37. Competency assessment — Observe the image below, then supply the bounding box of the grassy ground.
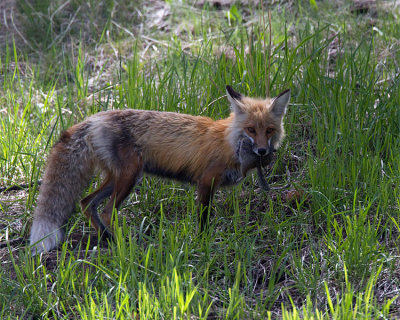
[1,0,400,318]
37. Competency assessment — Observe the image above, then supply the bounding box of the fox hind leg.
[101,153,143,234]
[80,173,114,237]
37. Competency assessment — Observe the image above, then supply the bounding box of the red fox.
[30,86,290,255]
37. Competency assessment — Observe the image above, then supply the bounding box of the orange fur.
[30,86,290,255]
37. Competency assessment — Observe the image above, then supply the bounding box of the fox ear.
[226,85,245,114]
[270,89,290,118]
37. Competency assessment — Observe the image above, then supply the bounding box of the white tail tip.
[30,219,64,256]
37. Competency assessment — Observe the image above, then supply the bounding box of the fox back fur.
[30,86,290,255]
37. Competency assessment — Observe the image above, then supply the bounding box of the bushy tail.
[30,126,94,255]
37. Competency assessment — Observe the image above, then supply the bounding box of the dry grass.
[1,0,400,318]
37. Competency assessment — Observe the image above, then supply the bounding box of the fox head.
[226,85,290,156]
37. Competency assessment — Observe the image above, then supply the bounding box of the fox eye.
[266,127,274,134]
[246,127,256,134]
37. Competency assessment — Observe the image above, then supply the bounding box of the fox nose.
[258,148,267,156]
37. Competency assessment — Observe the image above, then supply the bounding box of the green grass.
[1,0,400,318]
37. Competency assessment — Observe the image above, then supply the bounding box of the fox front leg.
[197,165,223,231]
